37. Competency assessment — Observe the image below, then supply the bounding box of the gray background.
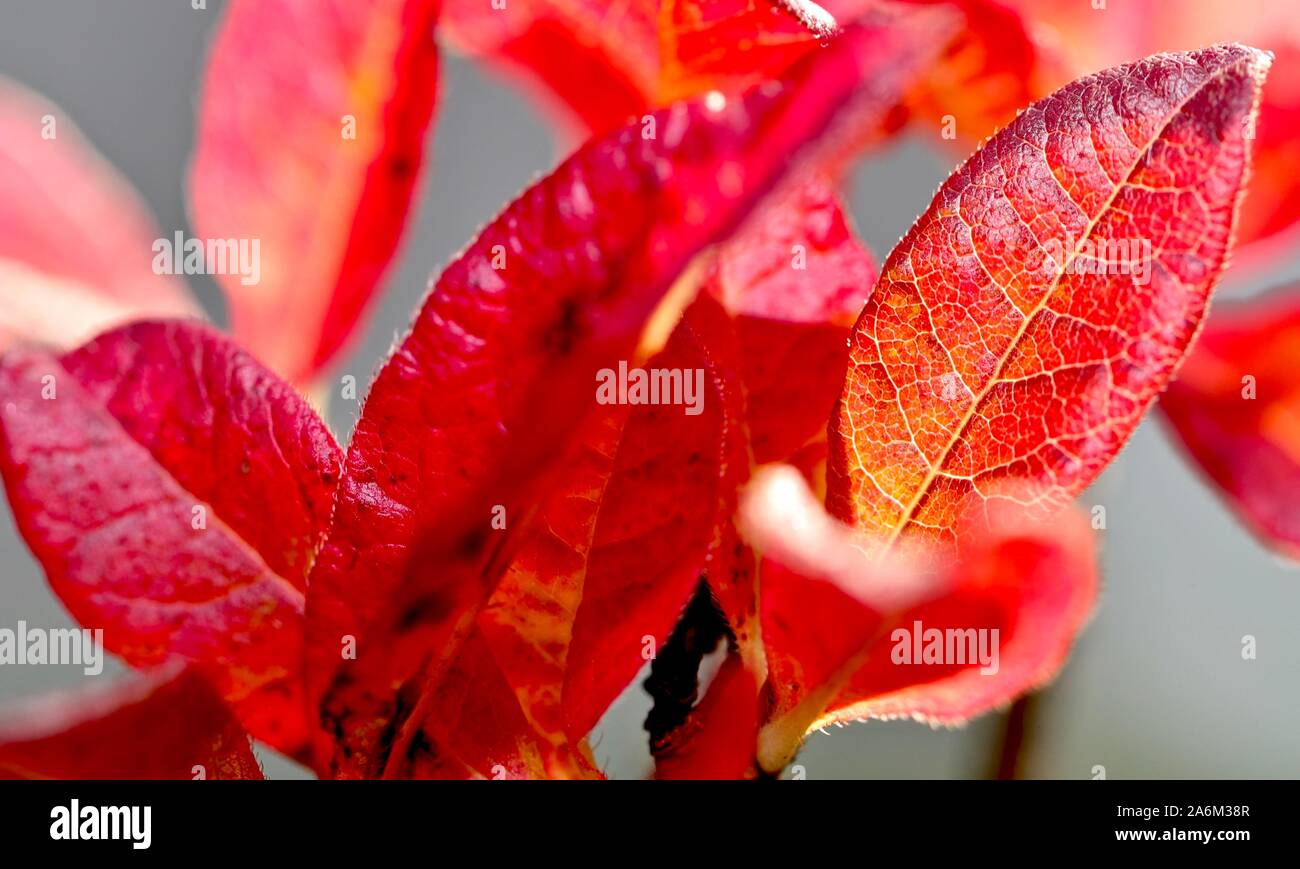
[2,0,1298,780]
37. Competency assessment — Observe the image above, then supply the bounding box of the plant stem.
[989,693,1038,780]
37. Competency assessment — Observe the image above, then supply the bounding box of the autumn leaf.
[0,321,342,766]
[829,44,1271,565]
[305,20,913,777]
[1160,285,1300,561]
[740,465,1097,773]
[0,666,262,780]
[190,0,441,384]
[0,79,197,351]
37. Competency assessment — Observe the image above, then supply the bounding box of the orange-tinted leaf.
[0,79,197,350]
[1160,286,1300,560]
[657,0,837,104]
[740,466,1097,772]
[829,45,1270,563]
[191,0,441,383]
[305,21,926,777]
[0,321,341,764]
[476,410,624,776]
[0,667,262,780]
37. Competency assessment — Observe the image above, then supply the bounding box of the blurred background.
[1,0,1299,779]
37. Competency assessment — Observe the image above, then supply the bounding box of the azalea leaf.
[829,44,1271,564]
[0,666,262,780]
[1160,285,1300,561]
[740,465,1097,773]
[0,321,342,766]
[0,79,197,351]
[190,0,441,383]
[306,20,913,777]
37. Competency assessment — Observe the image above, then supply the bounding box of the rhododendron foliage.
[0,0,1286,781]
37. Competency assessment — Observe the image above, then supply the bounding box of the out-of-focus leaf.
[706,176,875,464]
[1161,286,1300,561]
[191,0,441,383]
[443,0,838,134]
[1006,0,1298,254]
[0,79,196,350]
[740,465,1097,773]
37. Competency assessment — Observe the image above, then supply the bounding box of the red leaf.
[1160,286,1300,560]
[190,0,441,383]
[740,466,1097,773]
[443,0,835,134]
[476,181,874,776]
[706,176,875,464]
[560,294,748,744]
[0,666,262,780]
[0,80,197,350]
[0,321,342,764]
[476,410,625,775]
[829,45,1270,564]
[306,22,911,776]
